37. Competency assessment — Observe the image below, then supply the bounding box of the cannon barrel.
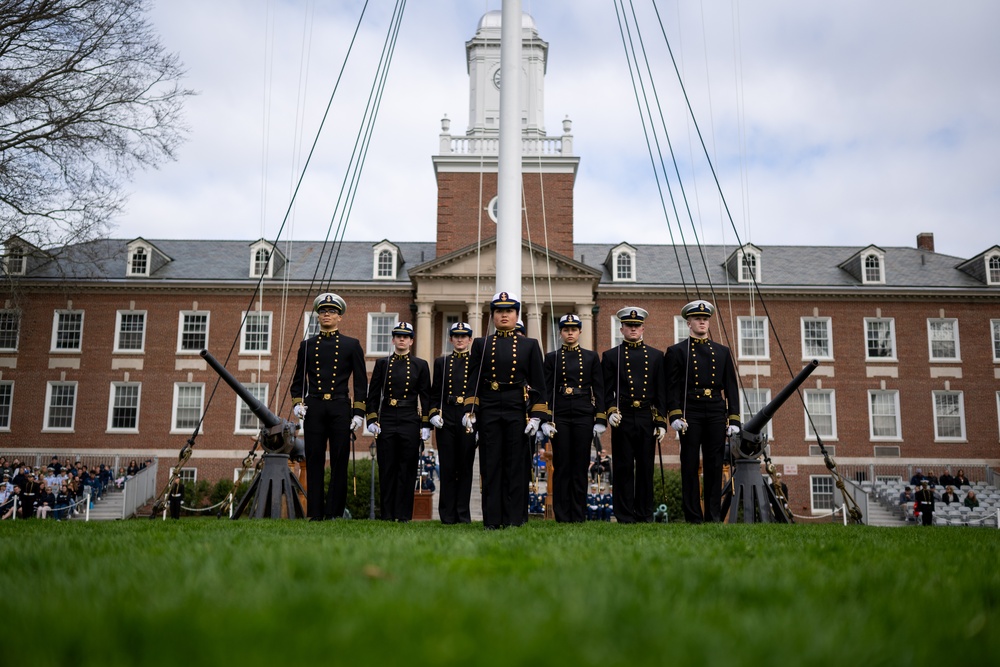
[200,349,282,429]
[742,359,819,437]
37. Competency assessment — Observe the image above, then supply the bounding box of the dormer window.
[249,240,276,278]
[129,246,148,276]
[372,240,400,280]
[988,254,1000,285]
[739,248,761,283]
[862,251,884,284]
[608,243,637,283]
[4,245,25,275]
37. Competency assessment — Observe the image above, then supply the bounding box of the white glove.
[670,419,686,432]
[430,414,444,429]
[727,424,741,437]
[462,413,476,430]
[350,415,364,432]
[420,427,431,441]
[541,422,557,438]
[524,418,540,436]
[654,426,666,443]
[608,412,622,427]
[535,430,546,445]
[293,404,307,419]
[593,424,606,436]
[367,422,381,436]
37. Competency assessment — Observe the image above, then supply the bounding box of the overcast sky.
[119,0,1000,260]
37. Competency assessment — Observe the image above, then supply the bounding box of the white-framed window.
[993,320,1000,363]
[233,467,256,484]
[739,250,760,283]
[441,313,460,355]
[178,311,209,353]
[51,310,84,352]
[610,316,624,348]
[801,317,833,360]
[864,318,896,361]
[868,390,901,440]
[44,381,77,431]
[987,254,1000,285]
[673,316,688,345]
[741,388,771,440]
[367,313,397,355]
[810,475,835,511]
[610,243,636,282]
[0,381,12,430]
[0,309,20,351]
[176,467,197,485]
[372,241,398,280]
[240,312,271,354]
[128,246,149,276]
[251,247,271,278]
[303,312,320,339]
[927,319,960,361]
[108,383,141,432]
[996,392,1000,441]
[4,245,26,275]
[862,252,884,284]
[172,383,204,433]
[235,383,268,434]
[804,389,837,440]
[615,252,633,281]
[932,391,965,441]
[737,316,769,360]
[114,310,147,353]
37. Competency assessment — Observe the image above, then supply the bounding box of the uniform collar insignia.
[624,339,643,348]
[496,329,515,337]
[691,336,708,344]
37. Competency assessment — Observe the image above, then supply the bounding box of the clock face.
[492,68,501,90]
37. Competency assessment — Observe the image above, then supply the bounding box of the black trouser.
[477,388,529,528]
[436,405,478,523]
[303,396,352,519]
[679,402,726,523]
[376,408,421,521]
[551,398,594,523]
[610,407,655,523]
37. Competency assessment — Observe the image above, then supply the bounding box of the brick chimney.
[916,233,935,252]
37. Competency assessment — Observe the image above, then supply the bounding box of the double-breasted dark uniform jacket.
[290,329,367,519]
[916,487,935,526]
[429,349,478,524]
[601,340,666,523]
[544,343,607,523]
[366,352,431,522]
[664,336,740,523]
[466,330,549,528]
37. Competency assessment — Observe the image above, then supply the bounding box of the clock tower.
[432,10,579,258]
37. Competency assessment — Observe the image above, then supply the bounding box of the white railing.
[439,133,572,156]
[121,459,159,519]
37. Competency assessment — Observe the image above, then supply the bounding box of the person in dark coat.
[290,293,368,521]
[940,485,960,505]
[601,306,667,523]
[464,291,551,529]
[429,322,478,524]
[665,300,741,524]
[366,322,432,522]
[543,313,607,523]
[168,476,184,519]
[916,479,935,525]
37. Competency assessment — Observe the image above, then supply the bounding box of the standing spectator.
[915,480,935,526]
[365,322,431,522]
[602,306,667,524]
[940,485,960,505]
[290,293,368,521]
[665,300,740,524]
[464,291,551,530]
[964,490,980,508]
[428,322,478,524]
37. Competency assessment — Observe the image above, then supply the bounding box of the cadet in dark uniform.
[366,322,431,522]
[601,307,667,523]
[290,293,368,521]
[544,313,607,523]
[665,300,740,524]
[464,291,551,529]
[168,476,184,520]
[429,322,478,524]
[916,479,935,526]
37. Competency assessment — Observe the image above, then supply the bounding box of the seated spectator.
[940,485,960,505]
[909,468,925,486]
[127,460,139,476]
[925,470,939,487]
[953,469,971,487]
[49,456,62,474]
[938,469,955,487]
[1,484,22,519]
[964,490,980,508]
[898,486,914,505]
[115,467,128,489]
[36,483,54,519]
[54,483,72,520]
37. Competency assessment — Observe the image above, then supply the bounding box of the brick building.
[2,11,998,513]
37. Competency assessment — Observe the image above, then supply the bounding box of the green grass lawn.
[4,519,996,667]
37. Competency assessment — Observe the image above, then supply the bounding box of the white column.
[577,304,595,351]
[415,302,433,362]
[525,302,543,351]
[467,299,484,338]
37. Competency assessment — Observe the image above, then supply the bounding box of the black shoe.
[309,516,324,522]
